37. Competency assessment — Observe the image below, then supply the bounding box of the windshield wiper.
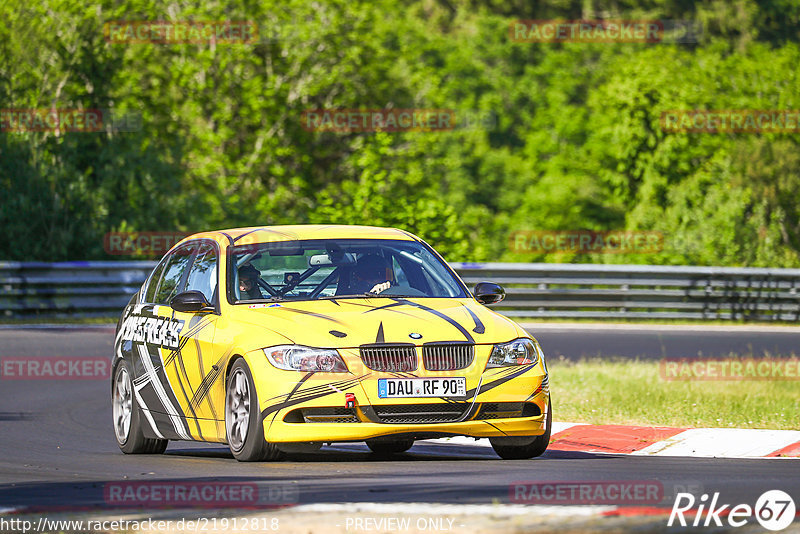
[245,296,284,303]
[316,293,387,300]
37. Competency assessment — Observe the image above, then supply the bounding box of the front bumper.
[257,359,550,443]
[263,412,548,443]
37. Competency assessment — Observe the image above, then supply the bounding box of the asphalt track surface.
[0,325,799,524]
[3,322,800,361]
[527,323,800,361]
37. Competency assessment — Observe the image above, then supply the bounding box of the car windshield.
[228,239,467,303]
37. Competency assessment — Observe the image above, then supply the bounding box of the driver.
[238,264,263,300]
[351,254,393,294]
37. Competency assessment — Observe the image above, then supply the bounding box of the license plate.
[377,377,467,399]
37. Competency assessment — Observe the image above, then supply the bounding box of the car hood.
[231,297,525,348]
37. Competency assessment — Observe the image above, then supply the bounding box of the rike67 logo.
[669,490,796,531]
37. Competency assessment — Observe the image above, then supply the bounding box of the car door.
[124,242,196,442]
[172,240,226,441]
[124,240,222,443]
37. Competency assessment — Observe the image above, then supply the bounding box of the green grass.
[550,357,800,430]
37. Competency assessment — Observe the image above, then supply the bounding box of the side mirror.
[171,290,214,313]
[473,282,505,305]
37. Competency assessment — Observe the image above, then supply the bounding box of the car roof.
[182,225,418,245]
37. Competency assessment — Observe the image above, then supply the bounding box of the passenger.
[238,264,263,300]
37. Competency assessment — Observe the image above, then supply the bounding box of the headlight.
[264,345,348,372]
[487,338,540,368]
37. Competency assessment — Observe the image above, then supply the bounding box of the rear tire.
[366,438,414,455]
[490,395,552,460]
[225,359,283,462]
[112,360,168,454]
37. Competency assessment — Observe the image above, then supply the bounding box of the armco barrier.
[0,262,154,318]
[2,261,800,321]
[451,263,800,321]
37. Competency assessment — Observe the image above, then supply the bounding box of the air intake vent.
[359,344,417,372]
[299,407,359,423]
[475,402,540,420]
[422,343,474,371]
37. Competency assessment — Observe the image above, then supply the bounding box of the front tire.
[225,359,282,462]
[490,395,552,460]
[366,438,414,455]
[112,360,168,454]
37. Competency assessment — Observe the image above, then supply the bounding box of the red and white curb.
[423,422,800,458]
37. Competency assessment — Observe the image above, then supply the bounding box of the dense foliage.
[2,0,799,265]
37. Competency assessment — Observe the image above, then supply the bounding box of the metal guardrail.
[0,261,153,319]
[2,261,800,321]
[452,262,800,321]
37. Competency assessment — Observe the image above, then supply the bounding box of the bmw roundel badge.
[409,332,422,339]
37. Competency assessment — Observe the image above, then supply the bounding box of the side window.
[153,245,194,305]
[144,257,168,303]
[185,243,218,303]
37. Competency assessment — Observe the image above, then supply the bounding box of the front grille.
[360,344,417,372]
[422,343,474,371]
[373,403,471,424]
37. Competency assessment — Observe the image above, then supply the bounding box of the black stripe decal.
[267,372,316,426]
[362,301,417,318]
[167,344,204,439]
[390,299,474,343]
[483,420,509,436]
[259,375,367,418]
[465,365,536,397]
[277,307,345,325]
[364,302,405,313]
[375,322,385,343]
[463,305,485,334]
[189,354,225,410]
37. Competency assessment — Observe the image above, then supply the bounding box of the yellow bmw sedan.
[111,225,551,461]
